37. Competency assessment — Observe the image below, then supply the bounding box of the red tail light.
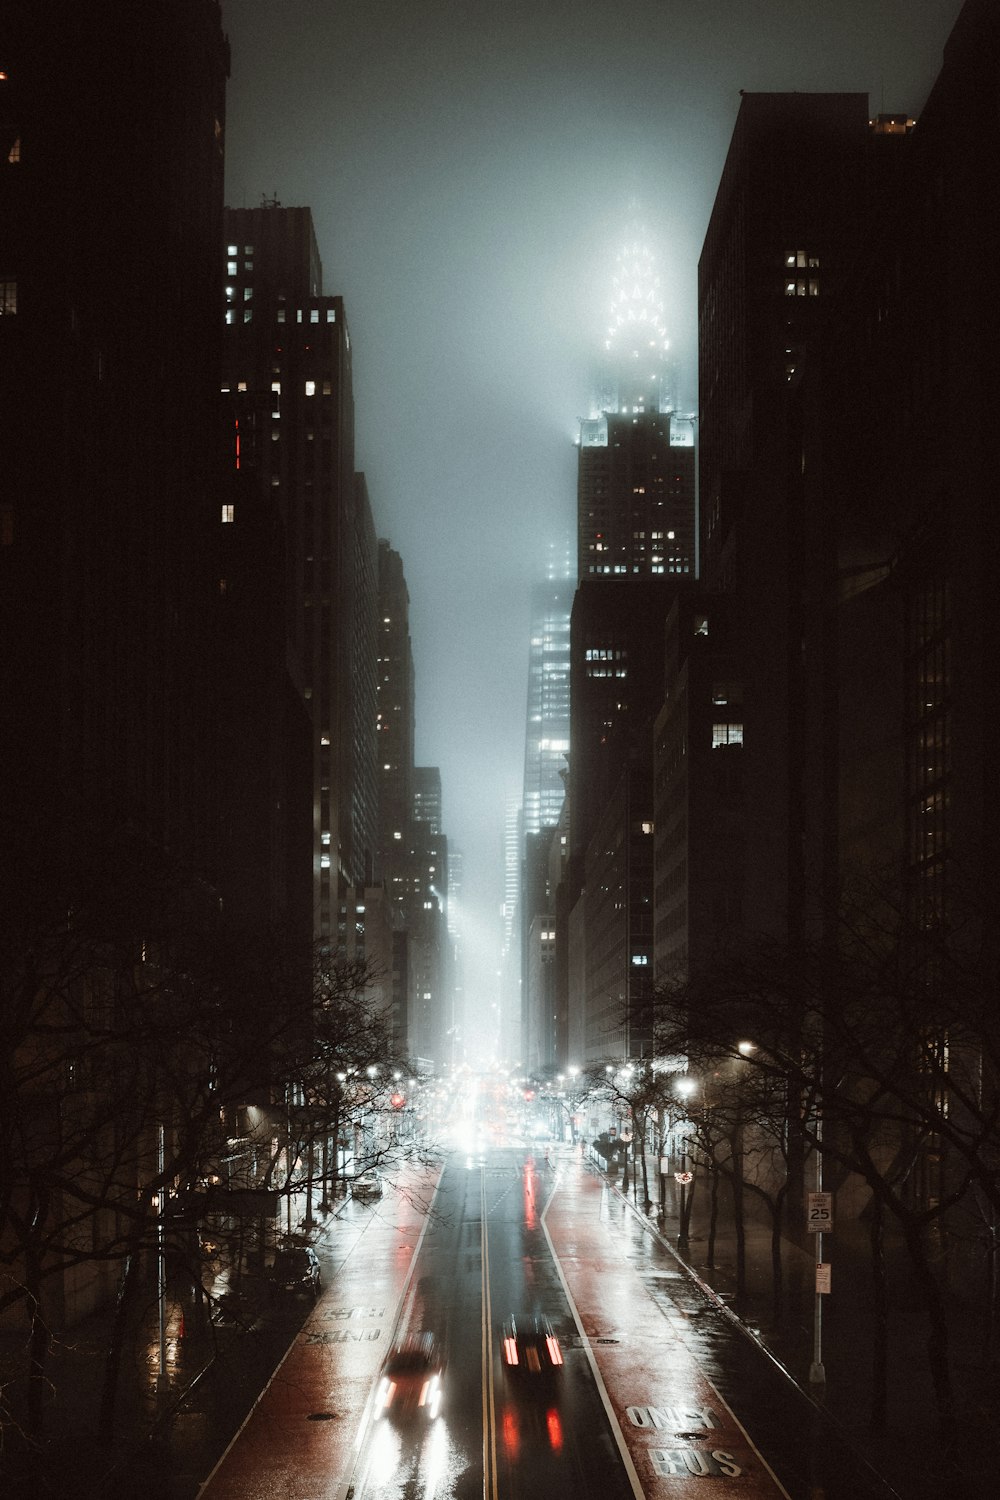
[546,1336,563,1366]
[503,1336,519,1365]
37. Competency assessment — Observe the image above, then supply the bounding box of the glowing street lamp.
[674,1075,698,1252]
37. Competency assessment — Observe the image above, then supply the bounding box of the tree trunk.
[732,1157,747,1302]
[707,1163,720,1268]
[904,1220,962,1484]
[98,1243,142,1445]
[868,1192,889,1432]
[25,1260,50,1441]
[769,1189,785,1316]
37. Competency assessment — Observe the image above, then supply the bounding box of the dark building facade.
[221,204,369,941]
[1,2,230,880]
[697,91,876,945]
[577,412,696,583]
[566,579,684,1061]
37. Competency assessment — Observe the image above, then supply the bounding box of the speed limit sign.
[807,1191,833,1233]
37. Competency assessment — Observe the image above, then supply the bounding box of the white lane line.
[482,1163,499,1500]
[540,1172,647,1500]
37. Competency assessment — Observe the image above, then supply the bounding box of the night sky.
[220,0,963,1013]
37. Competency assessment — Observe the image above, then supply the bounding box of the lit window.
[7,136,21,163]
[243,287,252,300]
[237,381,247,392]
[244,245,253,255]
[243,309,252,323]
[321,855,330,869]
[326,308,336,323]
[227,259,237,275]
[225,310,234,325]
[305,380,316,395]
[0,278,17,316]
[322,379,332,395]
[277,308,286,323]
[321,832,331,845]
[310,308,319,323]
[712,722,744,748]
[227,244,237,255]
[221,505,235,523]
[225,286,235,302]
[271,380,281,393]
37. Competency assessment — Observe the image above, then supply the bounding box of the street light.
[674,1075,698,1252]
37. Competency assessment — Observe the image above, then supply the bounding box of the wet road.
[192,1146,897,1500]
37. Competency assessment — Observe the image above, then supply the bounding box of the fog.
[220,0,963,1009]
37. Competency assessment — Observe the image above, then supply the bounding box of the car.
[267,1245,322,1300]
[374,1332,444,1421]
[501,1313,564,1378]
[352,1169,383,1202]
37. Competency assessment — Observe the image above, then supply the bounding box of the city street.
[180,1145,898,1500]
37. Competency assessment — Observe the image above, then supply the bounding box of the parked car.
[267,1245,322,1300]
[352,1170,383,1202]
[374,1332,444,1422]
[501,1314,564,1379]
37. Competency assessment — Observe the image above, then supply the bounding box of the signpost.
[807,1191,833,1233]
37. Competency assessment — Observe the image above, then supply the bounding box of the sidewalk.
[0,1207,334,1500]
[592,1144,999,1500]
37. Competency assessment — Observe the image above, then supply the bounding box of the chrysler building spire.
[591,201,677,418]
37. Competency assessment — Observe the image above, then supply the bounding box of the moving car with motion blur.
[374,1332,444,1421]
[501,1313,564,1379]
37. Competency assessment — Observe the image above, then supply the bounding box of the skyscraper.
[522,562,572,836]
[221,204,368,943]
[560,210,696,1062]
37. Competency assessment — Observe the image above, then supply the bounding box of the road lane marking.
[543,1168,793,1497]
[540,1177,646,1500]
[482,1163,499,1500]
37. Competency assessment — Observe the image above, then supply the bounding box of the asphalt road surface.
[185,1142,898,1500]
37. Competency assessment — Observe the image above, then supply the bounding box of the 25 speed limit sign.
[807,1191,833,1233]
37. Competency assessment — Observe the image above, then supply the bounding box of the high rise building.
[557,212,696,1064]
[221,204,369,943]
[592,204,679,419]
[697,92,872,945]
[377,540,416,887]
[522,568,572,836]
[577,410,696,582]
[1,2,229,884]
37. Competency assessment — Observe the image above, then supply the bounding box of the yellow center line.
[481,1165,498,1500]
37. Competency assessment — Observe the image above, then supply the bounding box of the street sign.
[674,1170,693,1185]
[816,1262,831,1294]
[807,1190,833,1233]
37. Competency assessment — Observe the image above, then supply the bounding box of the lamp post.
[674,1075,697,1252]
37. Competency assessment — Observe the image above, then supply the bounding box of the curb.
[587,1157,906,1500]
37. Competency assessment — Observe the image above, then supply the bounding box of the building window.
[243,309,252,323]
[712,722,744,748]
[277,307,286,323]
[305,380,316,396]
[310,308,320,323]
[243,287,252,301]
[227,259,238,275]
[221,505,234,523]
[326,308,336,323]
[0,278,17,316]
